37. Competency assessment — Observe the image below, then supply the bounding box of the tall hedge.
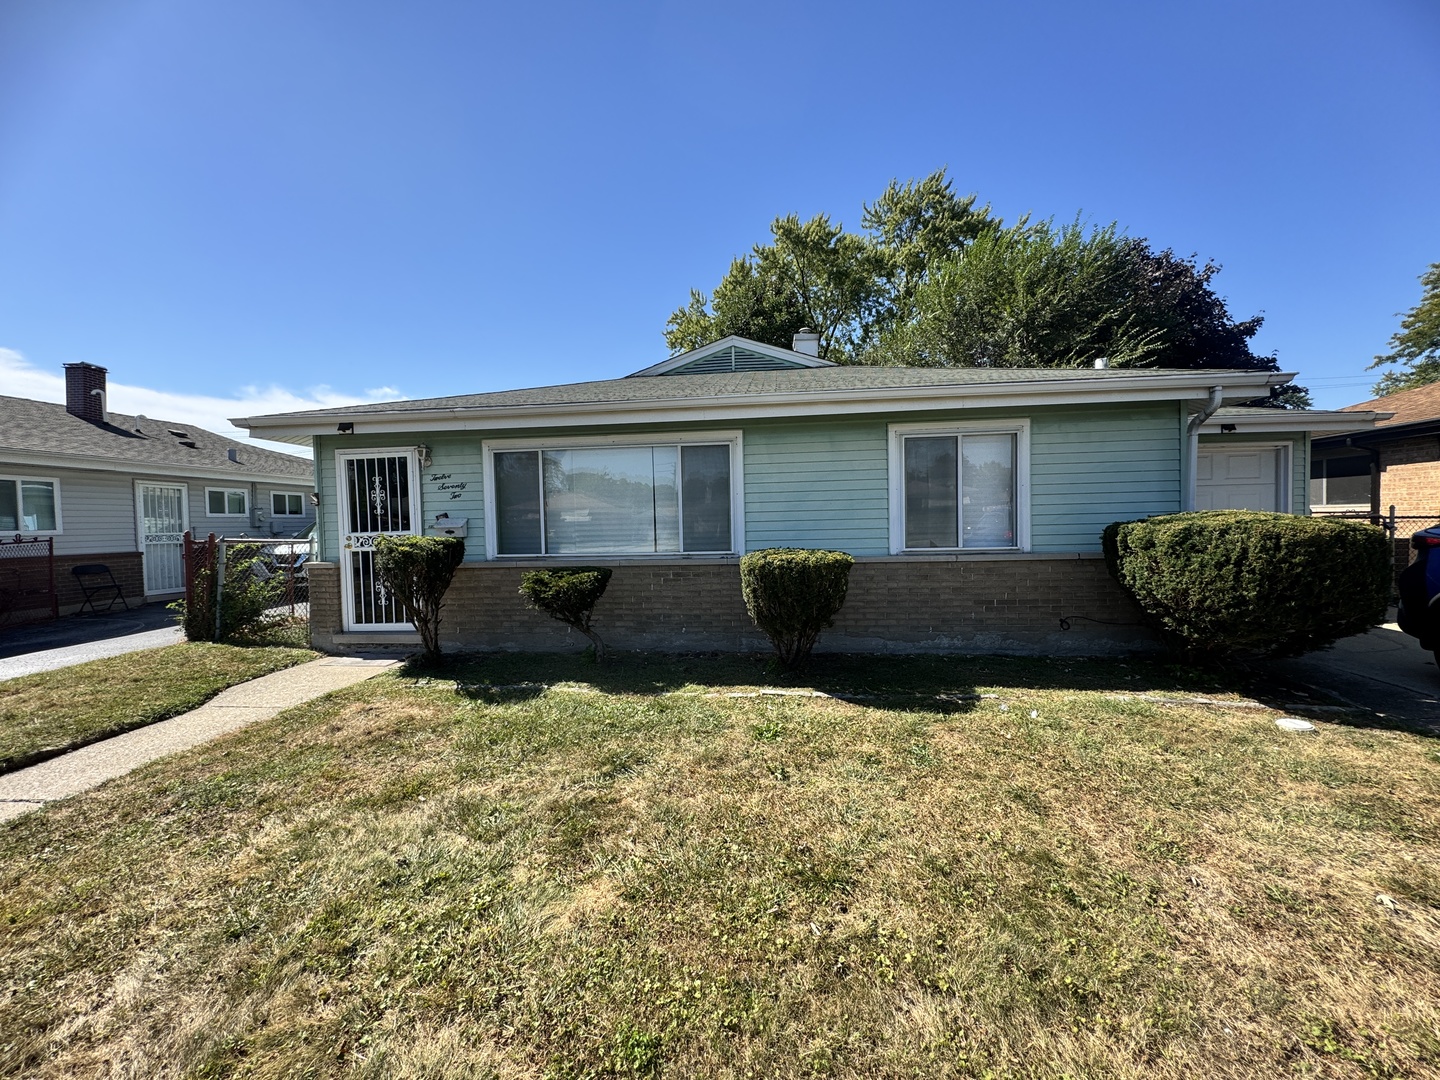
[519,566,613,661]
[372,535,465,662]
[740,548,854,670]
[1103,511,1390,660]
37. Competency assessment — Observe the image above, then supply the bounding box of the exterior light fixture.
[416,444,432,468]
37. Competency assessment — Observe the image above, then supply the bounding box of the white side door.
[1196,447,1285,512]
[336,450,421,631]
[136,482,189,594]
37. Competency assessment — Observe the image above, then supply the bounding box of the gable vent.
[663,345,806,376]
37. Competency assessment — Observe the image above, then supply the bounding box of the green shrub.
[740,548,855,670]
[373,535,465,662]
[1103,511,1391,660]
[172,543,283,643]
[519,567,613,661]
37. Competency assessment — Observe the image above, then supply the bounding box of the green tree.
[665,213,888,359]
[665,170,1308,406]
[1368,262,1440,396]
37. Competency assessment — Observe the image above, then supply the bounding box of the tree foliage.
[666,169,1307,406]
[1368,262,1440,396]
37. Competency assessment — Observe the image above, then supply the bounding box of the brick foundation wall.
[2,551,145,619]
[310,555,1157,656]
[54,552,145,611]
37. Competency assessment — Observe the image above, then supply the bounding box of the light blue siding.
[314,400,1187,562]
[744,420,890,554]
[1030,405,1182,551]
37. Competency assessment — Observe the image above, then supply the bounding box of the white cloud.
[1,347,404,458]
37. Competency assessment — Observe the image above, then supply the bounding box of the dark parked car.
[1397,526,1440,664]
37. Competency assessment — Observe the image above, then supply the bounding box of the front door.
[136,482,188,594]
[337,450,421,631]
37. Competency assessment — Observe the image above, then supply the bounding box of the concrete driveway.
[0,605,183,682]
[1269,620,1440,732]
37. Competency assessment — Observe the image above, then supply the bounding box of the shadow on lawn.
[399,649,1261,712]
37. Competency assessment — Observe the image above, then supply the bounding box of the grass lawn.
[0,642,315,772]
[1,652,1437,1079]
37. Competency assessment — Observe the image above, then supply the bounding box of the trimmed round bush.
[740,548,855,670]
[1102,511,1390,660]
[372,535,466,662]
[519,566,614,661]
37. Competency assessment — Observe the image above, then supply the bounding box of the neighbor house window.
[488,437,737,556]
[206,488,248,515]
[889,423,1028,552]
[1309,454,1372,508]
[0,476,60,533]
[272,492,305,515]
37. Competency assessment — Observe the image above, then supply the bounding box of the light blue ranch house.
[235,335,1383,655]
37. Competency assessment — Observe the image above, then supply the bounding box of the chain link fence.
[182,531,311,644]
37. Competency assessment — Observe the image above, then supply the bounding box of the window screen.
[903,433,1018,550]
[494,443,732,555]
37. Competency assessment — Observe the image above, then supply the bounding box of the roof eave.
[237,371,1285,440]
[1201,409,1392,434]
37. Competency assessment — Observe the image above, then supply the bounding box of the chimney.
[64,362,108,423]
[791,328,820,357]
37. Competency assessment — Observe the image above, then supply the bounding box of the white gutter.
[1184,387,1224,511]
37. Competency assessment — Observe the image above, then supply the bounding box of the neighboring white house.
[0,362,314,614]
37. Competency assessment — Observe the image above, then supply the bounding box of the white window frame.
[205,487,249,517]
[1308,452,1368,511]
[0,474,63,535]
[888,420,1031,554]
[1197,441,1293,514]
[482,430,745,559]
[271,491,306,516]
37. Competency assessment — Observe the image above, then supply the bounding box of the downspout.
[1183,386,1224,511]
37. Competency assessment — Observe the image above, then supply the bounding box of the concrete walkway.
[0,656,398,823]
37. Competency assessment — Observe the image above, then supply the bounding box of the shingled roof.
[0,395,312,481]
[246,364,1285,420]
[1341,381,1440,428]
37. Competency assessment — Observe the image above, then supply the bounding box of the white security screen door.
[1196,448,1284,512]
[337,450,421,631]
[137,483,188,594]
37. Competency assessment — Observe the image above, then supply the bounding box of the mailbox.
[428,514,469,538]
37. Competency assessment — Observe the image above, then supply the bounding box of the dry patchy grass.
[1,652,1438,1078]
[0,642,315,772]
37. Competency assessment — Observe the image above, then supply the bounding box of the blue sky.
[2,0,1437,446]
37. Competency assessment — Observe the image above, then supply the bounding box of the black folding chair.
[71,563,130,614]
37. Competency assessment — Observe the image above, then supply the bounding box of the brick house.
[235,335,1383,656]
[1311,382,1440,522]
[1,362,314,615]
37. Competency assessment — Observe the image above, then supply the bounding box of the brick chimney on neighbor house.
[64,362,108,424]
